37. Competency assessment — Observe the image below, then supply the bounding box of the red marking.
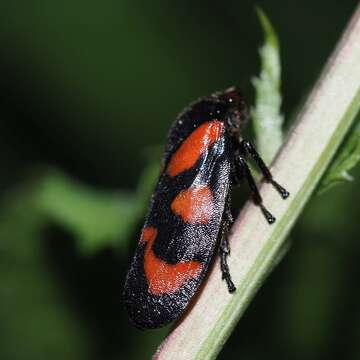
[141,227,202,295]
[167,121,224,177]
[171,185,214,224]
[140,226,157,245]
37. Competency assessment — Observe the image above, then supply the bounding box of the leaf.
[35,170,142,254]
[0,168,162,358]
[319,119,360,194]
[251,7,284,163]
[0,185,91,360]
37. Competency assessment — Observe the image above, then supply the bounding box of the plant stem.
[154,4,360,360]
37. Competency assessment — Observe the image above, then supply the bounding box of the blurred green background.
[0,1,359,359]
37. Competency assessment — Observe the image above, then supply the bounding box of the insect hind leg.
[239,140,289,199]
[219,195,236,293]
[236,155,276,224]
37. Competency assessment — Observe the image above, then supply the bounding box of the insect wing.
[124,124,232,329]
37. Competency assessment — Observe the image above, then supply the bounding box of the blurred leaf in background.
[0,168,165,360]
[36,170,140,254]
[0,183,91,360]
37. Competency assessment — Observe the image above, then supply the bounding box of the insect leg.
[219,193,236,293]
[239,140,289,199]
[236,155,276,224]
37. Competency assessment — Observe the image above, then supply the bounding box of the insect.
[123,87,289,329]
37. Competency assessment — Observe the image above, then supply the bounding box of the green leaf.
[35,170,141,254]
[0,168,162,358]
[251,7,284,163]
[319,118,360,194]
[0,185,91,360]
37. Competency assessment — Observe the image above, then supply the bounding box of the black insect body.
[123,87,289,329]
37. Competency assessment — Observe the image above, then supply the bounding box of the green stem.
[154,5,360,360]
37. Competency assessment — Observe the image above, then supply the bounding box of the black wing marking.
[124,135,233,329]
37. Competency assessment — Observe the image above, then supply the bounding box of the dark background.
[0,1,359,359]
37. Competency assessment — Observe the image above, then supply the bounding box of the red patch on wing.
[171,185,214,224]
[141,227,203,295]
[167,121,224,177]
